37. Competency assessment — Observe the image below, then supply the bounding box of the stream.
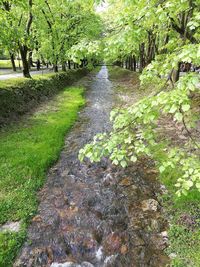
[14,66,170,267]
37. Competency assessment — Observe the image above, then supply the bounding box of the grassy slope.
[108,66,200,267]
[0,86,85,266]
[108,66,134,80]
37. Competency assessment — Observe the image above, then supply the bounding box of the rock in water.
[141,199,159,212]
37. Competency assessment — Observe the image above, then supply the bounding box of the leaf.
[174,112,183,122]
[169,105,177,114]
[196,183,200,189]
[130,155,137,162]
[120,160,127,168]
[182,104,190,112]
[159,166,165,173]
[113,159,119,165]
[185,180,193,188]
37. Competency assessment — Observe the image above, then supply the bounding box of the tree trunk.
[10,52,16,72]
[28,51,34,68]
[62,62,66,71]
[133,55,136,71]
[172,62,181,83]
[19,45,31,78]
[36,59,41,71]
[68,60,71,69]
[125,59,128,69]
[139,43,145,73]
[130,56,133,71]
[53,63,58,72]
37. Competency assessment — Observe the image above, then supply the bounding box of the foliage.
[0,230,26,267]
[0,86,85,266]
[164,201,200,267]
[0,0,103,76]
[80,0,200,197]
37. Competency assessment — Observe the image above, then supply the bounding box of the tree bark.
[68,60,71,69]
[133,56,136,71]
[172,62,181,83]
[139,43,145,73]
[53,63,58,72]
[62,62,66,71]
[36,59,41,71]
[19,45,31,78]
[28,51,34,67]
[9,52,16,71]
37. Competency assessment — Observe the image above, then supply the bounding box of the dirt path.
[14,67,169,267]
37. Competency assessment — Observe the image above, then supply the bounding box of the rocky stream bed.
[14,67,170,267]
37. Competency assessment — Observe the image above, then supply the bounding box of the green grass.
[157,156,200,266]
[0,86,85,266]
[108,66,134,80]
[0,59,22,69]
[149,140,200,266]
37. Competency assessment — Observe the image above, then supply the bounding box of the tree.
[79,0,200,196]
[0,0,103,77]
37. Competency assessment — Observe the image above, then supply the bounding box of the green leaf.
[130,155,137,162]
[182,104,190,112]
[120,160,127,168]
[159,166,165,173]
[174,112,183,122]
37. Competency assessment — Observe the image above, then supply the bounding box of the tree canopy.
[80,0,200,197]
[0,0,102,76]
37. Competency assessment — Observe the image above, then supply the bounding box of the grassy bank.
[0,86,85,266]
[0,69,87,126]
[108,65,135,80]
[161,173,200,266]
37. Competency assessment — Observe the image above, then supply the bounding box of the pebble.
[141,199,159,212]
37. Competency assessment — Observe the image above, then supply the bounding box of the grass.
[160,169,200,267]
[0,86,85,266]
[0,59,22,69]
[108,66,134,80]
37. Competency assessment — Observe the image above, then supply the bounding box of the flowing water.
[15,67,170,267]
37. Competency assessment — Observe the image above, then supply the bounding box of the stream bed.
[15,67,170,267]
